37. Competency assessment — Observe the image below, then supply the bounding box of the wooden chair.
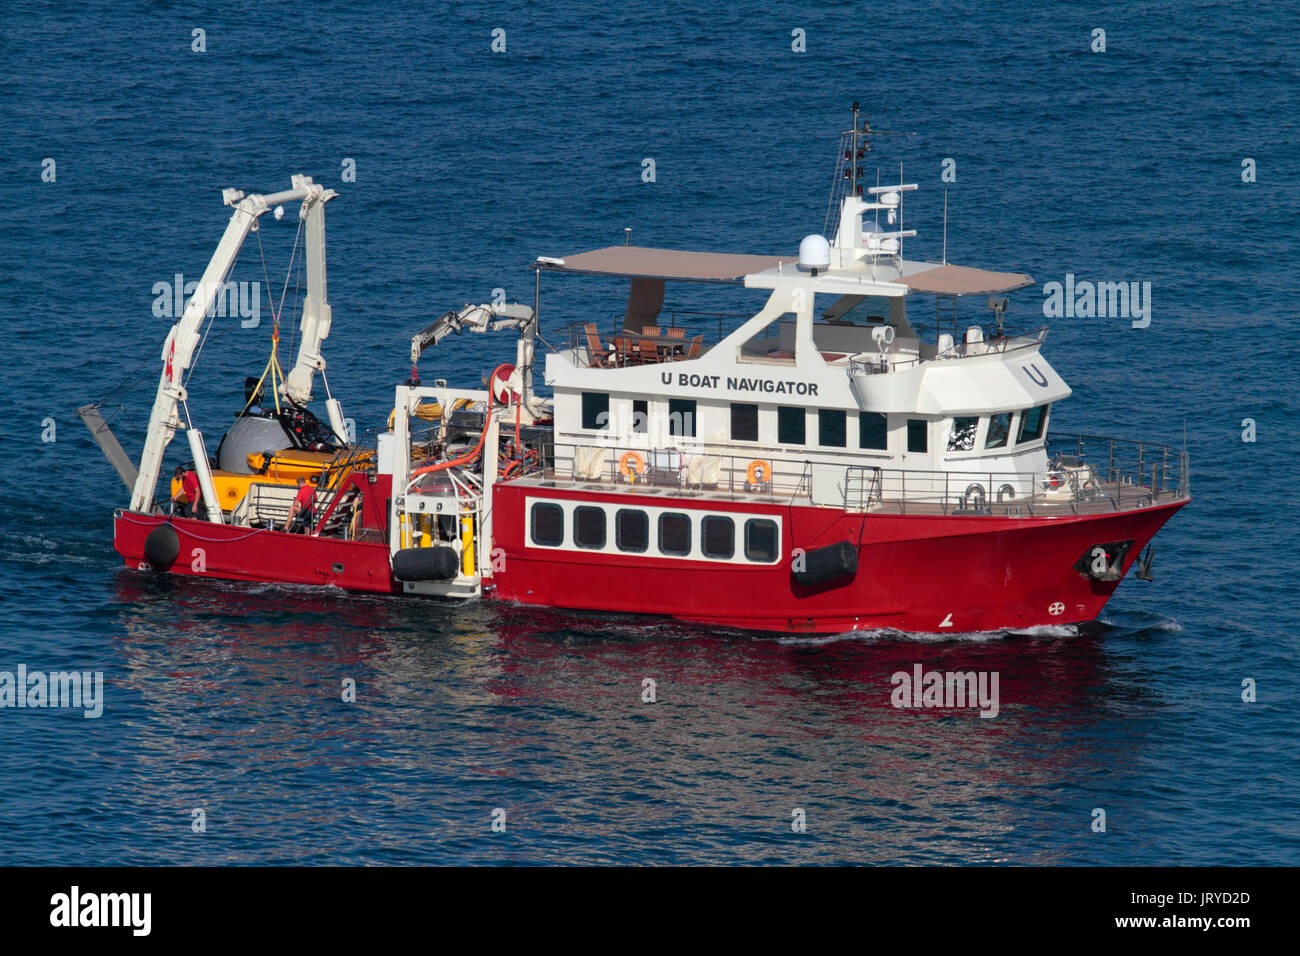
[683,334,704,360]
[583,324,612,368]
[611,336,634,366]
[662,326,686,359]
[641,325,661,337]
[636,336,660,364]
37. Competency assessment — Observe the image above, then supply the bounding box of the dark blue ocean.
[0,1,1296,865]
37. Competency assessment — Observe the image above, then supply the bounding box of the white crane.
[129,174,341,519]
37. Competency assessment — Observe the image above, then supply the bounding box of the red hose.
[409,364,514,480]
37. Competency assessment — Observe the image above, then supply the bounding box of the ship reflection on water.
[108,572,1161,864]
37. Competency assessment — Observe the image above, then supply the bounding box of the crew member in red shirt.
[285,476,316,533]
[171,465,203,518]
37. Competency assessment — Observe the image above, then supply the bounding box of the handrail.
[555,309,752,360]
[526,431,1188,516]
[849,326,1049,376]
[934,326,1048,360]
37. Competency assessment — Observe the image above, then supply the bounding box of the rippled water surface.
[0,0,1297,864]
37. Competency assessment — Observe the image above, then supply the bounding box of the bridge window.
[702,516,735,559]
[581,392,609,431]
[530,503,564,547]
[744,519,779,563]
[573,506,606,549]
[948,416,978,451]
[859,412,887,450]
[658,512,691,556]
[669,399,696,438]
[778,406,805,445]
[1018,405,1049,443]
[615,509,649,553]
[731,403,758,442]
[907,419,928,453]
[986,412,1011,449]
[818,409,847,447]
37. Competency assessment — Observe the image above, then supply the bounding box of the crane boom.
[283,185,337,404]
[409,302,534,366]
[128,175,335,515]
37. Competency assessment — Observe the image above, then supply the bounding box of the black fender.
[793,540,858,589]
[392,546,459,582]
[142,522,180,570]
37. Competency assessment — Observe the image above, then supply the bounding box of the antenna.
[871,169,880,282]
[897,162,905,263]
[849,101,862,197]
[848,104,915,195]
[942,190,948,265]
[826,102,915,238]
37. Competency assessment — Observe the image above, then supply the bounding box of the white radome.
[798,234,830,271]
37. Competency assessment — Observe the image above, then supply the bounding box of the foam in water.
[775,624,1077,646]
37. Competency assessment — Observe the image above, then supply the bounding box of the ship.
[86,107,1189,634]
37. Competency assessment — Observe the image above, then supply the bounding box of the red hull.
[113,488,1186,635]
[488,484,1186,633]
[113,510,398,594]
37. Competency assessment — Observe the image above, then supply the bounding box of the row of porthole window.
[529,502,780,563]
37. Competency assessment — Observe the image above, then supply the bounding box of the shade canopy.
[536,246,1033,296]
[534,246,797,283]
[890,263,1034,296]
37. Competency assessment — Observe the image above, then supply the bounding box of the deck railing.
[558,311,750,364]
[529,431,1188,516]
[934,326,1049,360]
[848,326,1049,377]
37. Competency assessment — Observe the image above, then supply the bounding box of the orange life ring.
[746,459,772,484]
[619,451,646,477]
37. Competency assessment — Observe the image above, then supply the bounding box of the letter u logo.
[1022,363,1048,387]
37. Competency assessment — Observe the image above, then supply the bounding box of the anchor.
[1135,545,1156,582]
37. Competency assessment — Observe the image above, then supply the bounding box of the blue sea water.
[0,0,1297,865]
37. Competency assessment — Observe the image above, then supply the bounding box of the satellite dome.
[798,234,830,273]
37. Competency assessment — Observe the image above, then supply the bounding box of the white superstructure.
[535,122,1069,510]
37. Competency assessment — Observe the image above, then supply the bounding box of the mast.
[827,103,913,241]
[849,101,862,198]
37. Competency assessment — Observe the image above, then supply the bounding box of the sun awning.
[890,263,1034,296]
[534,246,796,283]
